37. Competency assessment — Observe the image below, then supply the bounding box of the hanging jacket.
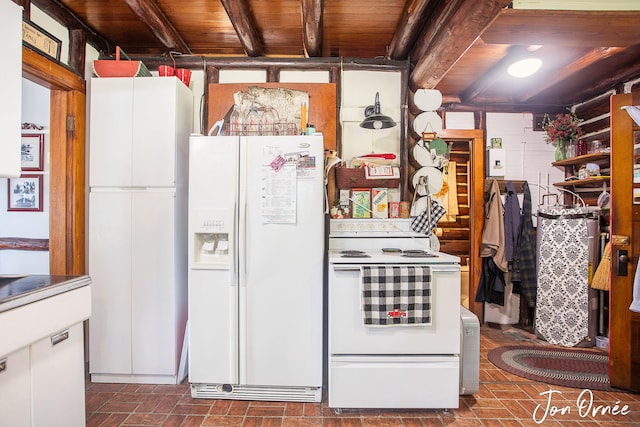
[480,180,508,272]
[503,181,521,265]
[510,182,537,307]
[475,256,506,305]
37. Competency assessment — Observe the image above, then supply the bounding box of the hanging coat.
[480,180,508,272]
[477,180,507,305]
[475,256,506,305]
[503,181,521,265]
[510,182,537,307]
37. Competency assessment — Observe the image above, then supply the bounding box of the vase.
[554,139,567,161]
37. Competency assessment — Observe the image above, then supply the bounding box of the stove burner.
[382,248,402,253]
[340,250,370,258]
[340,250,366,255]
[401,250,438,258]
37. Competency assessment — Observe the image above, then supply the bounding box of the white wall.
[31,5,69,66]
[0,79,51,274]
[446,111,565,210]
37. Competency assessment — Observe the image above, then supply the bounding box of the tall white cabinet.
[0,0,22,178]
[88,77,193,384]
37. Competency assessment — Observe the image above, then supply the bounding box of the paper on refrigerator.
[261,148,297,224]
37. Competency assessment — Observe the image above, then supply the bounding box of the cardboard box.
[351,188,371,218]
[372,188,389,218]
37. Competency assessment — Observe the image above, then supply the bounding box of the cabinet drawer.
[328,356,459,409]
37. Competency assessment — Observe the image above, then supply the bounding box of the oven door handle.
[332,266,361,272]
[429,265,461,273]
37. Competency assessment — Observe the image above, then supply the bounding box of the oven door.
[329,263,460,355]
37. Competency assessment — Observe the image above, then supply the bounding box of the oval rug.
[488,345,612,391]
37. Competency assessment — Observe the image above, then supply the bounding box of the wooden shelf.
[551,151,609,167]
[553,175,610,188]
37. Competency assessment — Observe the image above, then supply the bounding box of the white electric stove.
[327,219,461,411]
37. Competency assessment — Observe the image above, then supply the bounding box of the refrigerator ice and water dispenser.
[191,209,233,268]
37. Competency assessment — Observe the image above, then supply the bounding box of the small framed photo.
[490,137,503,149]
[7,174,43,212]
[21,134,44,171]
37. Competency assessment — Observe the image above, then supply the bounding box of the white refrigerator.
[188,134,325,402]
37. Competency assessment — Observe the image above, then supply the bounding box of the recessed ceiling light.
[507,57,543,78]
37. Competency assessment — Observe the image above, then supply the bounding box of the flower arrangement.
[542,112,584,144]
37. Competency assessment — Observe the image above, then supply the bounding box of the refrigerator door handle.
[243,194,248,277]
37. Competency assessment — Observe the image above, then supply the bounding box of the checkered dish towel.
[411,198,446,236]
[361,266,432,326]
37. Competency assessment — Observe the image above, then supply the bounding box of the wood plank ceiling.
[22,0,640,112]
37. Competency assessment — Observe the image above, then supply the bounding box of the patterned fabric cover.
[535,207,589,346]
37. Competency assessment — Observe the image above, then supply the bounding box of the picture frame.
[7,174,43,212]
[490,137,503,149]
[21,134,45,171]
[22,19,62,62]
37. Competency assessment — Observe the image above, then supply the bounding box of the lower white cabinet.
[0,278,91,426]
[0,346,31,426]
[89,190,187,384]
[0,323,86,427]
[31,323,86,426]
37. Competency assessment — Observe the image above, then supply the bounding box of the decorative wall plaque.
[22,19,61,61]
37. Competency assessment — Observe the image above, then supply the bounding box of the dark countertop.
[0,275,91,313]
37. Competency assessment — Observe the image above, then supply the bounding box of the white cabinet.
[0,0,22,178]
[88,77,192,384]
[89,77,191,187]
[31,323,86,427]
[0,324,86,427]
[0,347,31,426]
[0,279,91,426]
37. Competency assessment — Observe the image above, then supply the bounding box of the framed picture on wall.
[21,134,44,171]
[7,174,43,212]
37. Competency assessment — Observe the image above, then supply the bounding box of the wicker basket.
[335,167,400,189]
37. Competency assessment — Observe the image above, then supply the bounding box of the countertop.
[0,275,91,313]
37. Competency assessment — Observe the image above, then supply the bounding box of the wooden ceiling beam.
[516,47,626,103]
[460,46,532,104]
[122,0,190,54]
[409,0,511,91]
[386,0,437,60]
[221,0,264,57]
[558,48,640,105]
[301,0,323,57]
[408,0,462,64]
[483,9,640,47]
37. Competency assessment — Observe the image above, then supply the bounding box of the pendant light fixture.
[360,92,397,130]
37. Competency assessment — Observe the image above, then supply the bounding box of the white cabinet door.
[31,323,86,427]
[90,77,189,188]
[132,78,179,187]
[0,347,31,426]
[89,78,134,187]
[89,191,133,374]
[131,190,177,375]
[0,0,22,178]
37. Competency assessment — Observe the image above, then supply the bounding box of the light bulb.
[507,57,542,78]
